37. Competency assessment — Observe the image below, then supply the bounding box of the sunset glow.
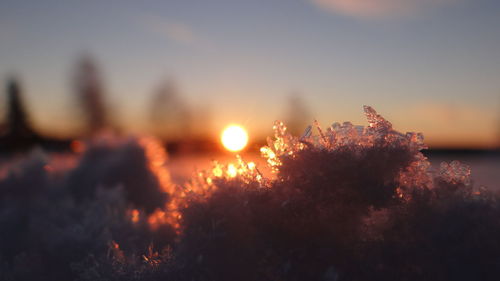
[221,125,248,152]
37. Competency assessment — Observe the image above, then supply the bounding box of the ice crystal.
[186,155,265,194]
[439,160,471,186]
[260,121,306,171]
[259,106,431,190]
[363,105,392,131]
[263,106,423,155]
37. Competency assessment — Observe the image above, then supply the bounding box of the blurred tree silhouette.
[4,78,35,138]
[497,95,500,148]
[0,77,40,151]
[73,55,108,135]
[150,79,191,141]
[285,92,311,135]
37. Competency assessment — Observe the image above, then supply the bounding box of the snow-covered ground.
[166,151,500,190]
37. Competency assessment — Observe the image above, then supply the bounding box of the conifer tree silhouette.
[0,77,41,152]
[4,78,35,138]
[74,55,107,135]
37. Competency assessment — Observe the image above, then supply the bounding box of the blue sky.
[1,0,499,147]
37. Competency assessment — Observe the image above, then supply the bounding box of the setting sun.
[221,125,248,152]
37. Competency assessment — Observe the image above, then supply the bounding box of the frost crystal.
[260,121,305,171]
[439,160,471,186]
[261,106,430,181]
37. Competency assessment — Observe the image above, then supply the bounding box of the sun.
[221,125,248,152]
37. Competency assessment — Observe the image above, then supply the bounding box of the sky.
[0,0,499,147]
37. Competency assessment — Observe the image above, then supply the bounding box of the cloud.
[310,0,456,20]
[142,15,197,46]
